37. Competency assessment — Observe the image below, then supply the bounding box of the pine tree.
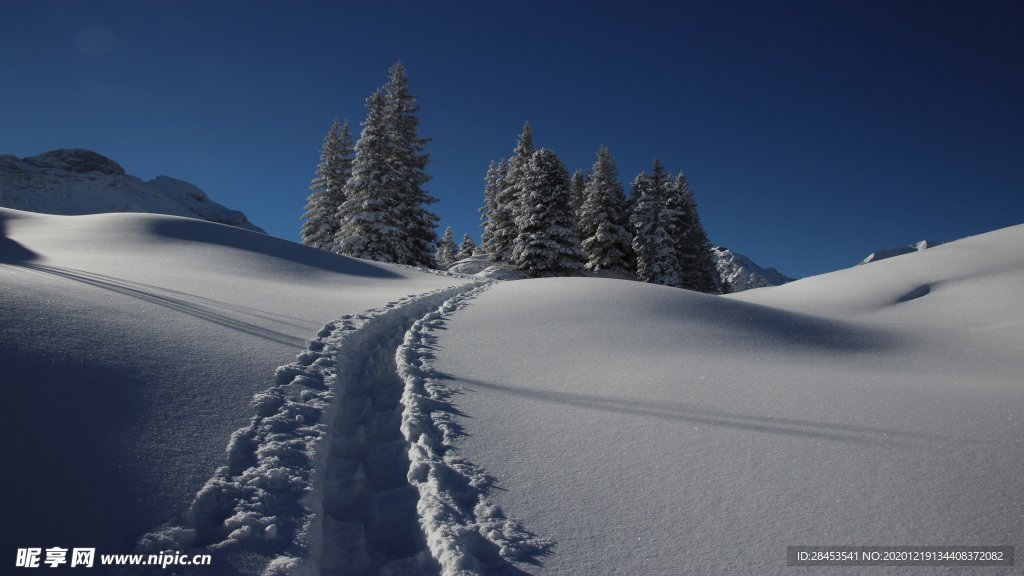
[334,64,439,267]
[436,225,458,268]
[301,119,353,251]
[569,169,587,225]
[384,62,439,268]
[579,146,633,275]
[672,172,720,292]
[335,90,405,261]
[480,159,507,258]
[490,123,535,262]
[458,233,477,260]
[630,159,680,286]
[510,148,585,277]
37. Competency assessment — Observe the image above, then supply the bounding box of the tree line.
[479,123,723,292]
[302,64,724,293]
[301,63,438,268]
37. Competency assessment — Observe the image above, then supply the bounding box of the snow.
[859,239,942,265]
[4,202,1021,575]
[713,245,794,290]
[0,207,472,573]
[419,225,1024,575]
[447,254,528,281]
[0,149,264,232]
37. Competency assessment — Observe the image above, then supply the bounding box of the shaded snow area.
[859,239,942,265]
[426,225,1024,575]
[0,149,264,232]
[712,245,794,291]
[0,208,471,574]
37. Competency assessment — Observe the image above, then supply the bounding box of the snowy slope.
[0,208,473,573]
[417,225,1023,575]
[0,149,264,232]
[712,245,794,290]
[4,203,1020,575]
[859,239,941,265]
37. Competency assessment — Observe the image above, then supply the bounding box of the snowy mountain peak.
[712,246,794,291]
[859,239,941,265]
[18,148,126,175]
[0,149,264,233]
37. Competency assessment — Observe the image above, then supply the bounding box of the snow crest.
[397,284,553,575]
[139,283,486,575]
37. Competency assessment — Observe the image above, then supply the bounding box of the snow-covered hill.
[0,149,264,232]
[2,208,1021,575]
[859,239,941,265]
[426,226,1023,575]
[712,245,794,290]
[0,208,472,573]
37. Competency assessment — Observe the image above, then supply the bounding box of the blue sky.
[2,0,1021,278]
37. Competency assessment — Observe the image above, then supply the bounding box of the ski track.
[139,281,549,576]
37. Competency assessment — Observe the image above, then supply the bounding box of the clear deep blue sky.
[2,0,1021,278]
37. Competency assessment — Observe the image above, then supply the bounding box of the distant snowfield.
[2,207,1021,575]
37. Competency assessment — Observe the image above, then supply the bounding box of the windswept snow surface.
[427,225,1024,575]
[0,208,473,573]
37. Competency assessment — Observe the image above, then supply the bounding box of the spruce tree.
[458,233,477,260]
[630,159,680,286]
[301,119,353,251]
[384,62,439,267]
[579,146,633,275]
[510,148,585,277]
[569,169,587,225]
[480,159,507,258]
[491,123,535,262]
[335,90,404,261]
[436,225,458,268]
[673,172,720,292]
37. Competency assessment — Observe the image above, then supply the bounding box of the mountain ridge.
[713,246,795,291]
[0,148,264,233]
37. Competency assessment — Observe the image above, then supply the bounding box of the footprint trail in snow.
[139,282,550,576]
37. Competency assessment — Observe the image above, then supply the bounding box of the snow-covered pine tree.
[629,159,681,286]
[480,159,507,258]
[510,148,585,277]
[579,146,633,275]
[491,123,535,262]
[672,171,720,293]
[301,119,353,251]
[569,169,587,224]
[458,233,477,260]
[335,89,405,261]
[436,225,458,269]
[384,62,439,268]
